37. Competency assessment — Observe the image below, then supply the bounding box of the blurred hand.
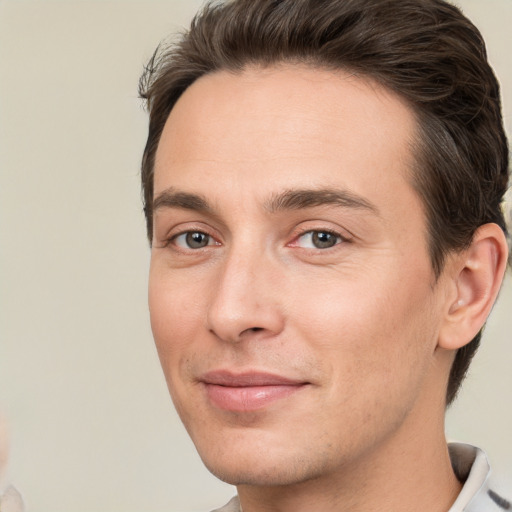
[0,486,25,512]
[0,416,24,512]
[0,414,8,483]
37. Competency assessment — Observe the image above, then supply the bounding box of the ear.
[438,223,509,350]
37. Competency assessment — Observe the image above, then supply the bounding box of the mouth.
[200,370,309,412]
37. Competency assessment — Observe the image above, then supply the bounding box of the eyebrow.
[152,188,213,214]
[152,187,379,216]
[265,188,379,215]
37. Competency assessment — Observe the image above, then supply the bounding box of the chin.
[194,432,334,487]
[202,456,322,487]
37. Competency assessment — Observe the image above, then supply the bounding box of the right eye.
[173,231,216,249]
[295,230,343,249]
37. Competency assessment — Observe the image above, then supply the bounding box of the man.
[139,0,510,510]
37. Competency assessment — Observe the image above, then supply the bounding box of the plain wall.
[0,1,510,511]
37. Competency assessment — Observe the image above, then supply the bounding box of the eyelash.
[163,228,219,250]
[162,227,348,252]
[177,231,216,248]
[290,228,348,250]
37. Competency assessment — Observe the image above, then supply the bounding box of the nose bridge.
[206,240,284,342]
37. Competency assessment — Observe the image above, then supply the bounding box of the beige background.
[0,1,510,511]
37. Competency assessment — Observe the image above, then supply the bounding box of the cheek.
[148,270,209,423]
[291,266,438,395]
[148,267,203,366]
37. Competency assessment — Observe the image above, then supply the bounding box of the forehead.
[154,65,420,219]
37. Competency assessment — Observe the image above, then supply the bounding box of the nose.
[206,248,285,343]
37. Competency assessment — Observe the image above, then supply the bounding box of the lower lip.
[205,384,304,412]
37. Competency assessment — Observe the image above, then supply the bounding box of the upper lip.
[200,370,307,387]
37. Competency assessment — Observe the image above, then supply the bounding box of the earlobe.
[438,223,509,351]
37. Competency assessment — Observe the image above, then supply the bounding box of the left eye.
[173,231,216,249]
[295,230,343,249]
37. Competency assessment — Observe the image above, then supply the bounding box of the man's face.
[149,66,450,486]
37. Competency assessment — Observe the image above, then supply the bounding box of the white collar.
[448,442,510,511]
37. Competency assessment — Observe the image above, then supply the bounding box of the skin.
[148,65,506,512]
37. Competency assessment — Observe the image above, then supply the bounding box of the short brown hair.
[139,0,510,405]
